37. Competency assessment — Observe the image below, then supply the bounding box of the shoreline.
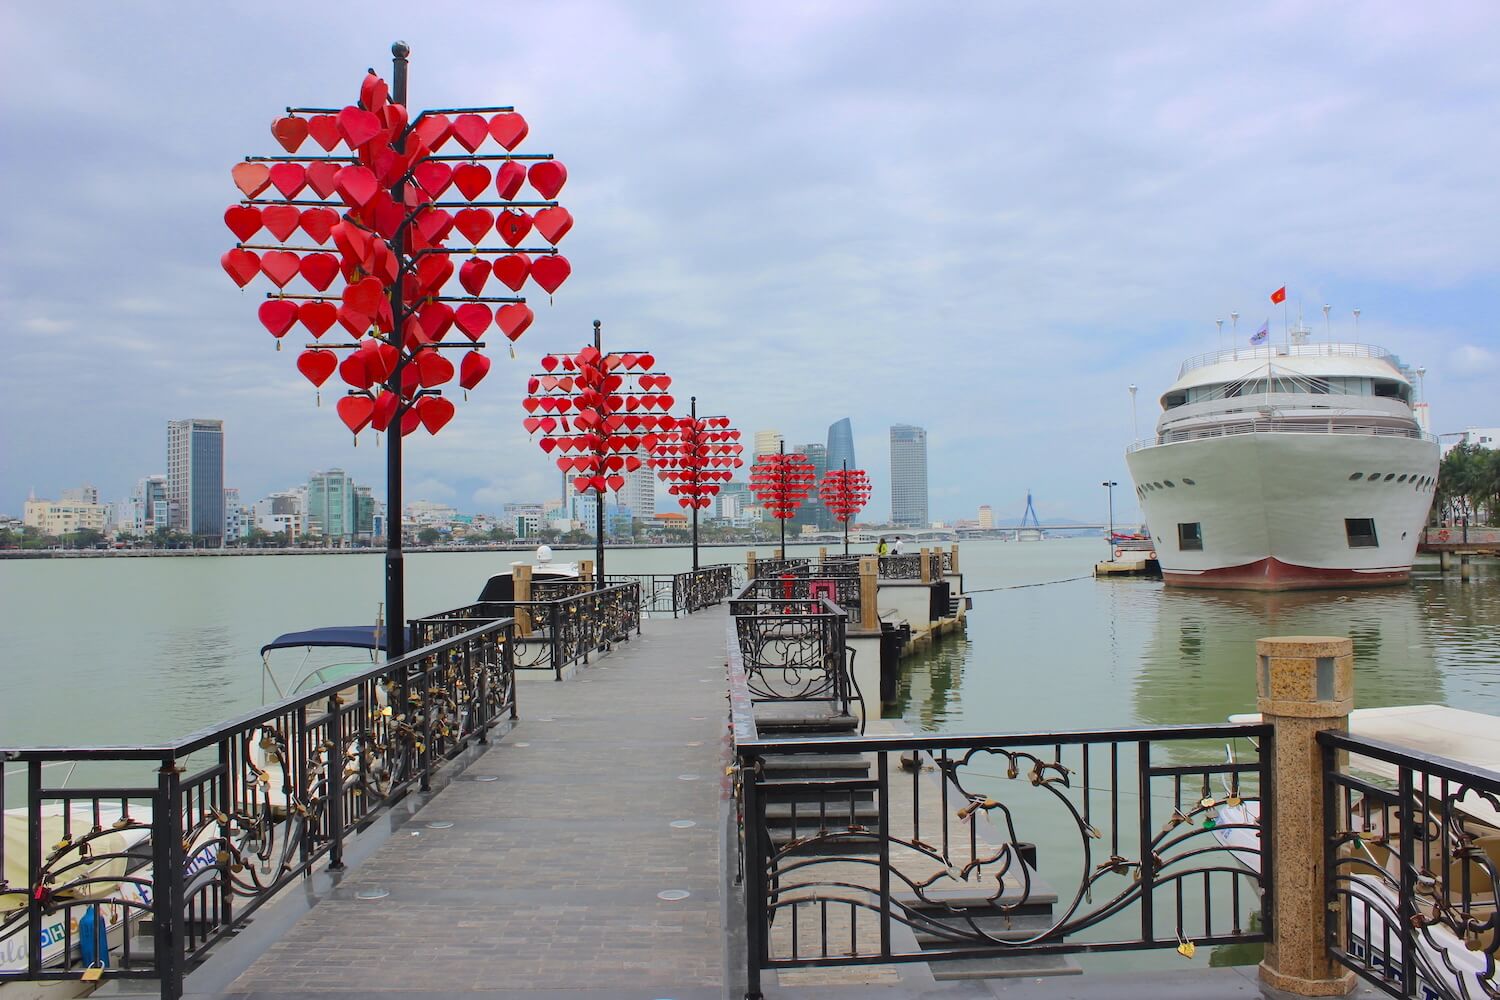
[0,540,881,560]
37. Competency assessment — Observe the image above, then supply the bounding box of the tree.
[418,527,443,546]
[63,528,105,549]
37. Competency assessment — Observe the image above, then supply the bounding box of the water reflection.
[885,635,970,726]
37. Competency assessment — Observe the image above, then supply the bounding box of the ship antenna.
[1352,307,1361,345]
[1322,304,1331,344]
[1216,318,1224,350]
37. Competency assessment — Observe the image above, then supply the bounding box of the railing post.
[819,545,827,562]
[746,550,757,582]
[742,752,766,1000]
[154,756,185,1000]
[858,556,879,632]
[579,559,594,584]
[550,603,563,681]
[919,547,932,584]
[1257,635,1356,997]
[326,695,345,869]
[513,563,532,637]
[950,543,960,574]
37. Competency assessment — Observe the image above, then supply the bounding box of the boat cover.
[259,626,409,657]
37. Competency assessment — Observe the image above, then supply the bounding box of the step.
[768,826,881,855]
[755,714,861,737]
[928,952,1082,981]
[894,882,1059,918]
[764,799,879,825]
[759,752,874,779]
[911,910,1057,947]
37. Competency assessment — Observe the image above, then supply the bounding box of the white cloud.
[1449,344,1498,379]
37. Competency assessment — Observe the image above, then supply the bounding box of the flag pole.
[1282,281,1290,344]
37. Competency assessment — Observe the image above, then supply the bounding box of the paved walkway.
[189,608,733,1000]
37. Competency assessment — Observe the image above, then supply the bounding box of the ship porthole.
[1368,474,1381,483]
[1182,477,1195,485]
[1349,472,1363,481]
[1397,474,1407,483]
[1383,473,1395,482]
[1164,480,1175,488]
[1152,482,1163,489]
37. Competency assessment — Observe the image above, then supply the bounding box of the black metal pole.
[1102,479,1116,561]
[593,319,606,584]
[384,41,411,658]
[690,396,699,571]
[842,459,850,558]
[778,440,786,557]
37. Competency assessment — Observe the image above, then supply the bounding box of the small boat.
[475,546,581,602]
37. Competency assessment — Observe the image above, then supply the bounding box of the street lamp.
[1128,385,1138,442]
[1102,480,1117,559]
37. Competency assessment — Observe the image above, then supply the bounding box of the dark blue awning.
[260,626,409,657]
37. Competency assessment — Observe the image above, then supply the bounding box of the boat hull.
[1126,432,1437,592]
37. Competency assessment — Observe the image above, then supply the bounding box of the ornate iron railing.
[732,599,856,724]
[605,566,735,617]
[732,574,862,623]
[752,558,810,581]
[736,723,1270,997]
[879,554,923,579]
[1319,730,1500,999]
[0,618,516,999]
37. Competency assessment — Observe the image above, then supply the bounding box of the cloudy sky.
[3,2,1496,524]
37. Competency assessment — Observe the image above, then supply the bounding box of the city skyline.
[3,6,1497,525]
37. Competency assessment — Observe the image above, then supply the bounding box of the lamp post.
[1102,480,1117,560]
[1128,384,1138,442]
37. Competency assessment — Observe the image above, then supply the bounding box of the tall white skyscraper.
[167,419,225,545]
[616,465,656,521]
[889,424,929,527]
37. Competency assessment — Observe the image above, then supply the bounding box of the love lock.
[1176,938,1196,959]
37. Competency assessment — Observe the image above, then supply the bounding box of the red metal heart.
[360,72,389,113]
[379,100,407,135]
[340,352,373,388]
[232,162,271,197]
[306,115,341,152]
[540,355,559,372]
[534,207,573,244]
[335,165,380,208]
[453,208,493,246]
[224,205,262,241]
[371,195,406,240]
[416,350,455,388]
[401,406,421,436]
[298,253,340,291]
[258,299,299,337]
[412,160,453,199]
[454,303,491,340]
[344,276,385,317]
[337,305,371,337]
[416,255,454,296]
[522,397,541,413]
[261,204,300,241]
[260,251,300,288]
[299,208,339,244]
[530,255,571,294]
[605,475,625,492]
[492,254,530,291]
[496,304,534,341]
[305,161,341,198]
[412,208,453,247]
[337,396,374,434]
[496,211,533,247]
[371,391,399,432]
[451,114,489,152]
[494,161,526,200]
[272,116,311,152]
[299,300,338,337]
[452,163,490,201]
[363,340,400,382]
[418,396,455,434]
[460,350,491,390]
[269,163,307,198]
[637,354,655,370]
[338,106,382,148]
[419,301,456,340]
[458,257,490,296]
[489,113,529,150]
[413,114,452,151]
[297,349,338,386]
[528,161,568,198]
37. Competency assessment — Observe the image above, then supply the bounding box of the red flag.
[1270,285,1287,304]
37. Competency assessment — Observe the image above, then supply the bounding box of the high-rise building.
[889,424,929,527]
[616,465,656,525]
[753,430,783,459]
[978,504,994,530]
[306,469,355,544]
[353,485,376,539]
[223,488,245,542]
[792,442,831,531]
[60,485,100,504]
[826,418,856,475]
[132,476,169,533]
[167,419,225,545]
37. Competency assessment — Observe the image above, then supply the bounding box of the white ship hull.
[1127,432,1438,590]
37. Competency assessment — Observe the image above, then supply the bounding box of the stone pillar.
[746,550,758,581]
[819,546,827,563]
[919,547,932,584]
[1460,553,1472,582]
[950,544,960,575]
[1257,636,1357,997]
[858,556,879,632]
[579,559,594,584]
[1439,550,1452,572]
[776,546,784,559]
[512,563,532,638]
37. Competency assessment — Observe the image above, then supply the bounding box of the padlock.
[1176,940,1196,959]
[1200,796,1216,809]
[1226,794,1242,808]
[81,962,105,982]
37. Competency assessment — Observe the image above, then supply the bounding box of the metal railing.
[732,598,857,725]
[752,558,810,581]
[672,565,737,615]
[0,618,516,999]
[1157,391,1416,432]
[736,723,1270,996]
[1178,342,1396,377]
[1319,730,1500,999]
[1127,419,1438,453]
[879,554,923,579]
[732,574,862,623]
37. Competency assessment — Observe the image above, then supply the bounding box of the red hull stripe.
[1163,557,1411,592]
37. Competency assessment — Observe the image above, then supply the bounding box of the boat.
[1125,336,1439,590]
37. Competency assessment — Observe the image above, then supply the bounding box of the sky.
[3,2,1497,525]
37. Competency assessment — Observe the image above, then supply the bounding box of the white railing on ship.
[1157,392,1415,430]
[1177,342,1394,377]
[1127,421,1438,453]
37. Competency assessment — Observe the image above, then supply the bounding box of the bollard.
[1257,636,1357,997]
[858,556,879,632]
[512,563,533,638]
[1440,550,1452,573]
[950,543,960,575]
[1460,553,1472,582]
[776,546,784,559]
[746,550,758,582]
[579,559,594,584]
[919,547,932,584]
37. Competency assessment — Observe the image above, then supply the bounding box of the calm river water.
[1,539,1497,750]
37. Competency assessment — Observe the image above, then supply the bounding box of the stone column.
[579,559,594,584]
[1460,553,1472,582]
[1257,636,1356,997]
[919,547,932,583]
[512,563,532,638]
[858,556,879,632]
[819,546,827,562]
[950,543,960,574]
[1439,550,1452,572]
[746,551,758,581]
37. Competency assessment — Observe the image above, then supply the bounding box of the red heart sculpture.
[496,210,533,247]
[305,161,341,198]
[335,165,380,208]
[412,159,453,199]
[338,305,371,337]
[379,100,407,135]
[368,193,405,239]
[460,350,491,390]
[452,162,491,201]
[337,396,374,434]
[494,161,526,200]
[306,115,341,152]
[224,205,262,241]
[496,303,534,341]
[419,301,456,340]
[296,349,338,386]
[492,253,530,291]
[489,112,529,150]
[451,113,489,152]
[606,475,625,492]
[530,255,572,293]
[337,106,382,148]
[416,350,455,388]
[231,162,271,197]
[371,391,399,432]
[298,253,340,291]
[415,207,454,246]
[299,207,340,244]
[454,303,491,340]
[340,352,373,388]
[453,208,493,245]
[637,354,654,370]
[458,257,490,296]
[261,204,300,241]
[533,207,573,244]
[260,250,301,288]
[360,72,389,113]
[401,406,421,436]
[540,355,559,372]
[363,340,400,382]
[413,113,452,151]
[269,163,306,198]
[418,396,455,434]
[258,299,299,337]
[415,255,455,296]
[298,300,338,337]
[344,276,385,317]
[528,160,568,198]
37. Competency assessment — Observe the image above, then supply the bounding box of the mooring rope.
[966,574,1093,594]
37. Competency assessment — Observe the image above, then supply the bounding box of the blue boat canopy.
[260,626,409,657]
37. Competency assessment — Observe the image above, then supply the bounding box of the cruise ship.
[1125,335,1439,590]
